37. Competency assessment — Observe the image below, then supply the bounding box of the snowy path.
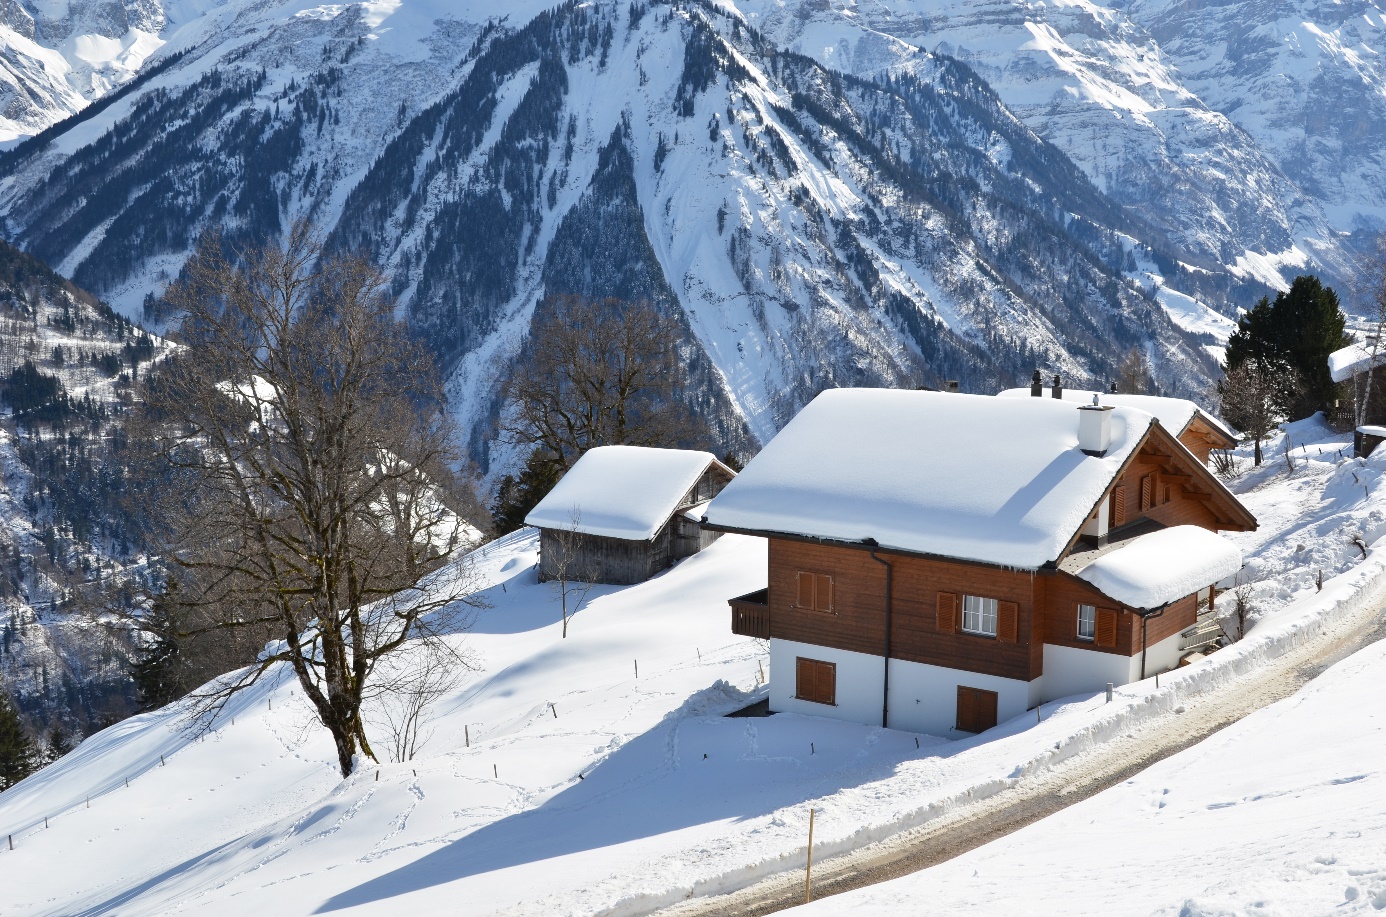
[663,575,1386,916]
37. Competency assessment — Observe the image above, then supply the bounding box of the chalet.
[526,446,735,586]
[998,374,1238,463]
[702,389,1256,736]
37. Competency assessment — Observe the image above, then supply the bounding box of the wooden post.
[125,777,129,788]
[8,834,12,851]
[44,816,48,829]
[758,660,765,684]
[160,754,165,767]
[1106,683,1114,703]
[465,725,469,747]
[634,659,638,679]
[1037,706,1042,725]
[493,763,498,779]
[804,808,815,904]
[549,702,557,718]
[697,647,701,662]
[375,770,379,782]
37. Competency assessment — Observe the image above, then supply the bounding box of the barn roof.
[997,387,1236,444]
[526,446,723,541]
[703,389,1156,569]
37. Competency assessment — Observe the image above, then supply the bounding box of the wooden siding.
[767,540,1042,682]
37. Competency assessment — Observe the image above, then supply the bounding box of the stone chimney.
[1052,374,1063,400]
[1078,395,1115,456]
[1030,370,1043,397]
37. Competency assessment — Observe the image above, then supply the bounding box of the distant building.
[704,389,1255,736]
[998,376,1238,463]
[526,446,736,586]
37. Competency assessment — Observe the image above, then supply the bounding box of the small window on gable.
[1077,604,1096,641]
[795,571,834,613]
[961,595,998,637]
[1140,474,1154,512]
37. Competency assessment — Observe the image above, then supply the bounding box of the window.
[962,595,998,637]
[795,657,836,705]
[795,571,834,613]
[956,686,998,733]
[1077,604,1096,641]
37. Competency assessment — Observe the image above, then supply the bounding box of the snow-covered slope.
[4,417,1386,915]
[791,623,1386,916]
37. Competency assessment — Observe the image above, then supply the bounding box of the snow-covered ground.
[790,614,1386,916]
[3,414,1386,916]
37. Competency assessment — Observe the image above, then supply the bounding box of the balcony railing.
[730,588,770,639]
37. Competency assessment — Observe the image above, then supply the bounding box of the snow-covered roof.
[997,387,1235,443]
[1329,341,1386,383]
[525,446,721,541]
[1074,525,1242,610]
[703,389,1156,569]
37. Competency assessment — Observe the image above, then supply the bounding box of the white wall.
[886,659,1035,736]
[770,638,1036,736]
[769,638,885,727]
[1039,632,1187,703]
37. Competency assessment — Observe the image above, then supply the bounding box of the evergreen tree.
[490,449,563,535]
[0,690,38,790]
[1224,275,1348,418]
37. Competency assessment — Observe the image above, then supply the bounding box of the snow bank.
[525,446,721,540]
[1075,525,1242,609]
[705,389,1153,568]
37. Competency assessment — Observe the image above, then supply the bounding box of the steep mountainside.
[0,0,1229,466]
[0,239,168,741]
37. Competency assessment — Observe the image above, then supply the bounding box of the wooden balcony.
[730,588,770,639]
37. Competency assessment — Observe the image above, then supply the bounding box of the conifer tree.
[0,690,38,790]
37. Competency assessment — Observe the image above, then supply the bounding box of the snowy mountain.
[0,0,1245,466]
[0,238,168,743]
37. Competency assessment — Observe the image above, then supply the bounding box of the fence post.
[804,808,815,903]
[1106,683,1114,703]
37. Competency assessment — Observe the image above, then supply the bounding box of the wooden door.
[956,685,999,733]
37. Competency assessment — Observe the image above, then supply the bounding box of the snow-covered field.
[3,415,1386,916]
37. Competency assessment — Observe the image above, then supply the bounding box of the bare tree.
[1223,583,1256,642]
[502,295,702,474]
[366,641,466,763]
[1219,358,1297,465]
[137,223,484,777]
[546,507,595,639]
[1116,346,1153,395]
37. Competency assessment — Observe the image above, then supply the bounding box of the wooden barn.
[705,389,1256,736]
[526,446,735,586]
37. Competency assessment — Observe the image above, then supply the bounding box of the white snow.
[4,417,1386,915]
[996,386,1235,442]
[1329,340,1386,383]
[790,634,1386,916]
[704,388,1153,569]
[1075,524,1243,610]
[525,446,723,541]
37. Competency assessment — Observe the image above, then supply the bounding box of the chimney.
[1030,370,1043,397]
[946,380,959,393]
[1078,395,1115,456]
[1052,374,1063,400]
[1109,381,1118,395]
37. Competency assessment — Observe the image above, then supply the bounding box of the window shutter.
[937,592,958,634]
[1112,485,1126,526]
[997,601,1019,643]
[817,574,834,612]
[797,572,813,609]
[796,657,815,700]
[1140,474,1153,511]
[818,661,836,706]
[1095,608,1118,648]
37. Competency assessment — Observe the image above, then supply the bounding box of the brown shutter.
[797,572,813,609]
[997,601,1019,643]
[818,661,836,706]
[1112,485,1127,526]
[937,592,958,634]
[1095,608,1118,648]
[956,686,977,731]
[817,574,834,612]
[978,690,998,731]
[1141,474,1153,511]
[796,656,815,700]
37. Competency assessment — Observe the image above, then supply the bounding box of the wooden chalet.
[527,446,735,586]
[703,389,1255,736]
[1000,374,1238,463]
